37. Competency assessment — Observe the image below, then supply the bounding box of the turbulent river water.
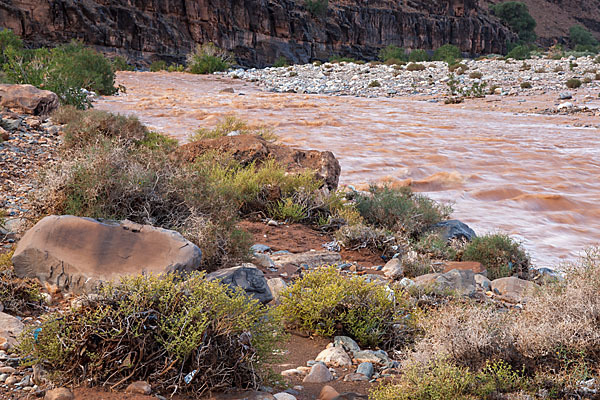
[96,72,600,267]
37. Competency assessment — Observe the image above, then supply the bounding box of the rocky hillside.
[0,0,514,66]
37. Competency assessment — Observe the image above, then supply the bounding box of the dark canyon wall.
[0,0,516,67]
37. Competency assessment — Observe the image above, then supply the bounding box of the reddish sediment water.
[96,71,600,266]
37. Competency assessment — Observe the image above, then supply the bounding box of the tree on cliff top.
[490,1,537,44]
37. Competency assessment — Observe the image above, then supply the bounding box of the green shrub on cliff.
[462,233,529,279]
[19,273,283,396]
[187,43,232,74]
[490,1,537,44]
[569,25,598,51]
[305,0,328,16]
[277,266,412,348]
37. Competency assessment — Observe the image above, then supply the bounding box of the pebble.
[125,380,152,395]
[273,393,297,400]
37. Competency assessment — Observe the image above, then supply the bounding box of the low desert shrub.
[414,232,457,261]
[433,44,461,63]
[406,62,426,71]
[187,43,231,74]
[334,223,399,257]
[368,80,381,88]
[520,81,532,88]
[448,63,468,74]
[111,55,134,71]
[379,45,408,62]
[565,78,582,88]
[277,266,412,348]
[409,49,430,62]
[150,60,167,72]
[462,233,529,279]
[468,71,483,79]
[190,115,276,141]
[19,273,282,396]
[506,45,531,60]
[273,56,289,67]
[354,186,451,238]
[0,251,44,315]
[268,198,308,222]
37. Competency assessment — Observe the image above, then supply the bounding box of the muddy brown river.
[96,71,600,266]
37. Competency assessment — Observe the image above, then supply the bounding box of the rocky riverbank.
[224,55,600,104]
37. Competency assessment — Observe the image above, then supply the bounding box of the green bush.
[111,55,134,71]
[506,45,531,60]
[187,43,231,74]
[433,44,461,63]
[370,359,527,400]
[379,45,408,62]
[368,80,381,88]
[415,232,457,261]
[0,28,23,65]
[19,273,282,396]
[566,78,582,88]
[305,0,328,16]
[407,62,426,71]
[190,115,276,141]
[462,233,529,279]
[334,223,399,257]
[569,25,598,49]
[277,266,411,348]
[2,41,117,109]
[273,56,289,67]
[269,197,308,222]
[409,49,430,62]
[150,60,167,72]
[490,2,537,44]
[355,186,451,238]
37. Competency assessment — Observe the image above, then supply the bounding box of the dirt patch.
[239,220,332,254]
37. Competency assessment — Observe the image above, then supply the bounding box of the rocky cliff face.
[0,0,515,67]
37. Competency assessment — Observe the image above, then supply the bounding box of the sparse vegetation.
[566,78,582,88]
[462,233,529,280]
[19,273,283,396]
[379,45,408,63]
[506,45,531,60]
[187,43,232,74]
[273,56,289,68]
[277,266,412,348]
[520,81,532,89]
[190,115,277,141]
[408,49,430,62]
[368,80,381,88]
[111,55,134,71]
[305,0,328,16]
[469,71,483,79]
[569,25,598,52]
[150,60,167,72]
[354,186,451,238]
[0,251,44,316]
[406,63,426,71]
[433,44,461,64]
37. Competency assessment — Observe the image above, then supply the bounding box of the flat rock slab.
[0,84,59,115]
[207,264,273,304]
[0,312,24,348]
[270,251,341,270]
[12,215,202,293]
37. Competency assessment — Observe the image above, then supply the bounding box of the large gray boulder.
[0,84,59,115]
[12,215,202,293]
[206,264,273,304]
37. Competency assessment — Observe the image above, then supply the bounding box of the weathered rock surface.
[382,258,403,280]
[316,346,352,367]
[44,388,74,400]
[125,381,152,395]
[270,250,342,270]
[174,135,341,191]
[303,362,334,383]
[491,276,538,303]
[12,215,202,293]
[206,263,273,304]
[413,269,477,296]
[266,277,287,304]
[0,312,25,348]
[1,0,515,67]
[0,85,59,115]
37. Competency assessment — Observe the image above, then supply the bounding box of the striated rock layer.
[0,0,515,67]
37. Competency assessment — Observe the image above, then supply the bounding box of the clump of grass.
[462,233,529,280]
[0,251,45,316]
[277,266,412,348]
[408,49,430,62]
[273,56,289,67]
[468,71,483,79]
[354,186,451,238]
[334,223,399,257]
[187,43,232,74]
[268,198,308,222]
[406,63,426,71]
[414,231,457,261]
[565,78,582,88]
[553,65,564,72]
[520,81,532,89]
[448,63,468,75]
[19,273,283,397]
[150,60,167,72]
[111,55,134,71]
[190,115,276,141]
[368,80,381,88]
